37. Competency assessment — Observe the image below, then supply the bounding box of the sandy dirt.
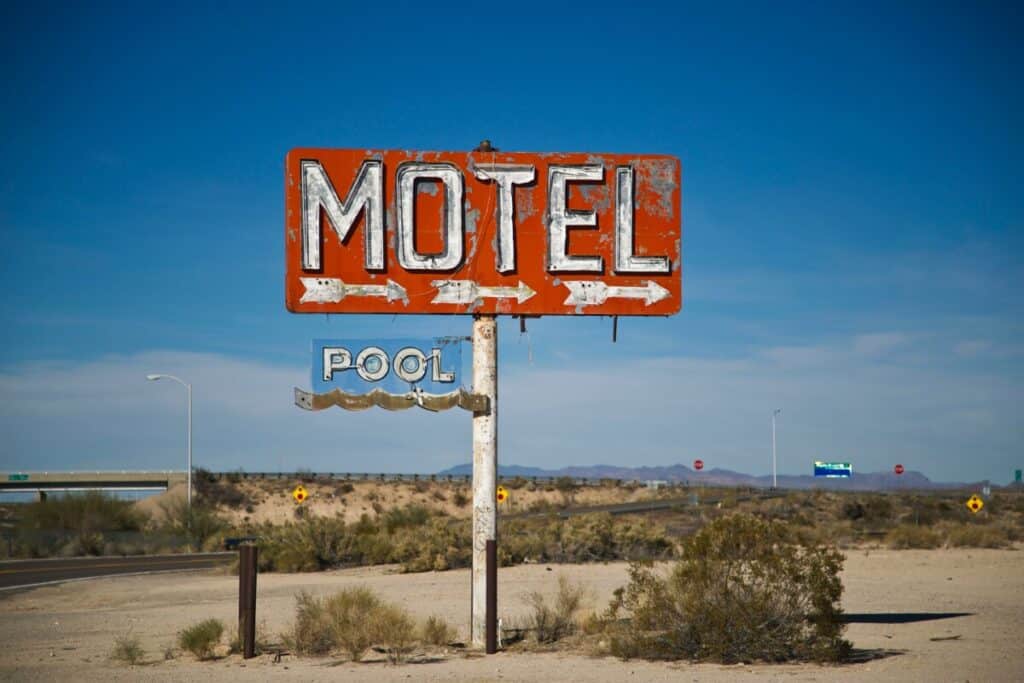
[1,548,1022,682]
[158,479,681,527]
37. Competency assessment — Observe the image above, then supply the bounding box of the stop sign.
[894,464,904,475]
[694,459,704,471]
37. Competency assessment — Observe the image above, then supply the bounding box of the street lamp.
[146,374,192,511]
[771,409,781,489]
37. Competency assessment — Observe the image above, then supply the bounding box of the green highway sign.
[814,461,853,478]
[7,474,29,481]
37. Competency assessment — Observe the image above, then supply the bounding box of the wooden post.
[238,545,257,659]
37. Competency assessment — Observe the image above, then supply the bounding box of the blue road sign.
[312,338,462,395]
[814,461,853,478]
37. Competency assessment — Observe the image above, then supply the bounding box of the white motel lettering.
[321,344,455,384]
[300,160,671,276]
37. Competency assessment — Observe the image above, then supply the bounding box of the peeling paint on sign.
[285,149,681,316]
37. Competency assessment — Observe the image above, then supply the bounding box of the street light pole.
[772,409,781,489]
[147,374,192,511]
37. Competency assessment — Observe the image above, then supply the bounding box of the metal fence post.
[238,544,257,659]
[486,539,497,653]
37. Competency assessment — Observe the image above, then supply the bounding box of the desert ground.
[1,547,1021,682]
[146,478,686,527]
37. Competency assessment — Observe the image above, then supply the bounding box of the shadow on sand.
[841,612,972,624]
[845,647,907,664]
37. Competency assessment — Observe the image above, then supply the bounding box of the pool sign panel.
[285,149,681,316]
[312,338,462,395]
[814,461,853,478]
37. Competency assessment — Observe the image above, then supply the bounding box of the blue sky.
[1,2,1020,483]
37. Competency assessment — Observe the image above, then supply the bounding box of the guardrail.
[200,471,728,489]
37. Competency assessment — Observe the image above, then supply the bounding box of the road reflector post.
[238,544,258,659]
[486,539,497,654]
[966,495,984,514]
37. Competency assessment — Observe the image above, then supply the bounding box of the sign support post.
[471,313,498,648]
[284,140,682,652]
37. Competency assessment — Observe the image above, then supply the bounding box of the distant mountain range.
[437,462,992,491]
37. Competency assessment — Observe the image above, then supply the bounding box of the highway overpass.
[0,471,187,500]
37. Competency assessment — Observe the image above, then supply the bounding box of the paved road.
[0,552,235,591]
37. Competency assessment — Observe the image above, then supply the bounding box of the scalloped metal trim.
[294,387,489,413]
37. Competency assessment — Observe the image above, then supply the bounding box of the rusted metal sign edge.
[293,387,488,413]
[285,148,682,317]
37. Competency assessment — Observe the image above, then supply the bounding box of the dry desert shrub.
[284,587,418,664]
[326,586,382,661]
[368,603,417,664]
[110,633,145,665]
[884,524,943,549]
[178,618,224,660]
[420,615,457,647]
[600,514,849,663]
[282,591,334,655]
[941,522,1012,548]
[523,575,588,644]
[228,620,273,655]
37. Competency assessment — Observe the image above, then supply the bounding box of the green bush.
[500,513,673,566]
[395,518,472,572]
[16,492,149,557]
[194,468,248,508]
[282,591,334,655]
[602,514,849,663]
[942,523,1011,548]
[284,586,418,663]
[382,504,431,534]
[327,586,382,661]
[178,618,224,660]
[157,497,226,550]
[885,524,942,549]
[111,634,145,665]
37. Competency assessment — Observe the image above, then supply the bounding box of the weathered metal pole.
[485,539,497,654]
[471,313,498,647]
[238,544,257,659]
[771,408,780,489]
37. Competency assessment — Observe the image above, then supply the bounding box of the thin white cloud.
[852,332,910,356]
[953,340,992,358]
[0,342,1019,483]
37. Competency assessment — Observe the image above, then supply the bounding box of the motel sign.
[285,149,681,316]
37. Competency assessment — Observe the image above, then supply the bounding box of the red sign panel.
[693,459,704,471]
[285,149,681,316]
[894,464,904,475]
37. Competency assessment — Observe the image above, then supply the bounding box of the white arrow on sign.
[562,280,671,307]
[431,280,537,305]
[299,277,408,304]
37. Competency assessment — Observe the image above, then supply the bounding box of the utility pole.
[470,138,499,651]
[772,408,781,489]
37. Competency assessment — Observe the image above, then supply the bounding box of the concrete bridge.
[0,471,187,500]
